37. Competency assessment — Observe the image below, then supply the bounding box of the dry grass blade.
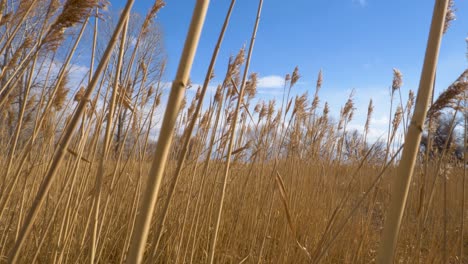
[275,171,312,260]
[1,0,466,263]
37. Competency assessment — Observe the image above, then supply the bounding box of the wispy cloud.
[257,75,285,89]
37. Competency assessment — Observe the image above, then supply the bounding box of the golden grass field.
[0,0,467,263]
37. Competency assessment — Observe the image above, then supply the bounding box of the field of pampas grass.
[0,0,467,263]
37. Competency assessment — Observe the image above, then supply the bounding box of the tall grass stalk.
[377,0,450,262]
[126,1,210,262]
[208,1,263,263]
[7,1,135,262]
[90,16,129,264]
[149,0,236,258]
[461,90,467,262]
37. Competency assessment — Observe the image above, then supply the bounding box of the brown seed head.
[444,0,456,34]
[142,0,165,37]
[316,69,323,91]
[214,85,223,104]
[428,69,468,119]
[365,99,374,133]
[44,0,99,51]
[245,73,257,99]
[74,86,85,102]
[290,66,300,88]
[392,68,403,92]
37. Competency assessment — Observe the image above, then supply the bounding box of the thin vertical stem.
[90,15,129,264]
[148,0,236,258]
[208,1,263,263]
[461,91,467,261]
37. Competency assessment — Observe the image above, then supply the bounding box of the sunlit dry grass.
[0,0,467,263]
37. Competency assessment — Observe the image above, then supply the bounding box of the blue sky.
[108,0,468,141]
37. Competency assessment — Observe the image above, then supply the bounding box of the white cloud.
[257,75,285,89]
[371,115,389,126]
[347,122,386,143]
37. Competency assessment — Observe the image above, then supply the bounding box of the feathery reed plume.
[466,37,468,61]
[53,73,70,110]
[443,0,455,34]
[364,99,374,142]
[225,48,245,91]
[406,90,415,115]
[74,86,86,102]
[293,92,308,120]
[291,66,300,88]
[141,0,165,37]
[7,1,135,262]
[245,72,258,99]
[392,68,403,94]
[342,89,355,121]
[427,71,468,119]
[390,105,403,143]
[385,68,403,163]
[43,0,99,50]
[322,102,330,121]
[311,70,323,113]
[317,69,323,89]
[377,0,450,262]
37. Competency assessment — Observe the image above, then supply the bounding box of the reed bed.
[0,0,467,263]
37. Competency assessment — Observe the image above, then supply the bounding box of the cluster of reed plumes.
[0,0,467,263]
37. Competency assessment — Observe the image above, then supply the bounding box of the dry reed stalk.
[461,90,467,262]
[377,0,450,262]
[52,108,96,264]
[90,15,129,264]
[184,86,226,264]
[7,1,135,262]
[415,87,437,263]
[383,69,402,165]
[148,0,235,259]
[275,171,312,260]
[121,0,165,85]
[0,45,37,106]
[314,144,404,263]
[208,1,263,263]
[126,1,210,263]
[0,0,95,106]
[1,56,38,204]
[0,0,38,61]
[310,143,380,260]
[0,18,89,221]
[93,75,150,263]
[422,104,460,230]
[117,61,165,263]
